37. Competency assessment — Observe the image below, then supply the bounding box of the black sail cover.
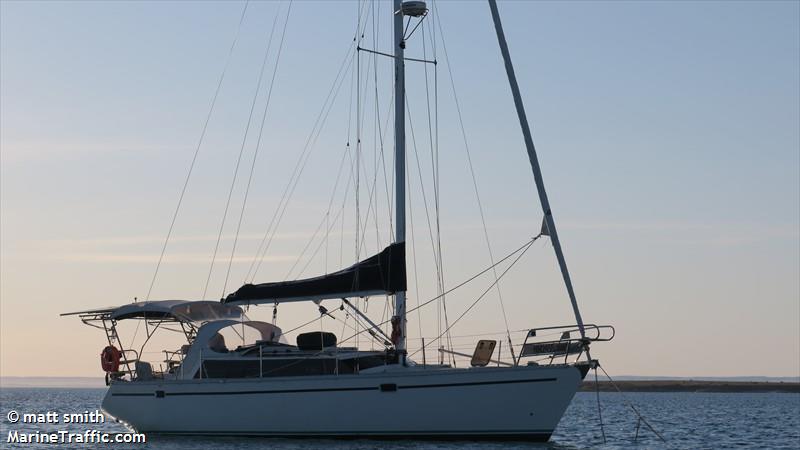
[223,243,406,305]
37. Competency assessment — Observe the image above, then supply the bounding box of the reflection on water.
[1,388,798,449]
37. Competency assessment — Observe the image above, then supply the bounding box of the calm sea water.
[1,388,798,449]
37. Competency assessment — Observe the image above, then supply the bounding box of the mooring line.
[594,365,607,444]
[598,363,668,443]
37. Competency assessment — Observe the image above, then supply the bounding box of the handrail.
[527,324,615,342]
[517,323,615,365]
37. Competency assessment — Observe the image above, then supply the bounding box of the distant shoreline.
[580,380,800,393]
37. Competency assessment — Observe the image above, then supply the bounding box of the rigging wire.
[240,0,374,285]
[408,233,541,359]
[285,143,353,280]
[432,2,516,362]
[134,1,250,351]
[265,235,541,365]
[248,47,358,281]
[431,8,442,362]
[291,174,354,280]
[354,4,380,260]
[351,65,397,262]
[222,1,293,297]
[405,97,441,353]
[336,235,539,348]
[379,98,394,242]
[285,1,387,283]
[282,315,321,335]
[351,83,395,256]
[406,154,426,347]
[245,43,357,283]
[354,5,368,344]
[406,94,454,362]
[294,204,347,278]
[284,141,357,282]
[407,329,530,341]
[203,1,287,299]
[353,0,377,263]
[355,4,362,262]
[284,211,329,280]
[354,141,384,254]
[420,15,450,366]
[244,0,377,282]
[341,39,357,271]
[272,30,396,282]
[144,0,250,302]
[371,0,381,260]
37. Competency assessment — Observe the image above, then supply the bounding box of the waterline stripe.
[111,376,557,397]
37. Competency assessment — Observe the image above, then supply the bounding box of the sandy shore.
[580,380,800,393]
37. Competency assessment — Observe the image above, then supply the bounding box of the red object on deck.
[100,345,121,372]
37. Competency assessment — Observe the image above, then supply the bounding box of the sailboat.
[64,0,613,441]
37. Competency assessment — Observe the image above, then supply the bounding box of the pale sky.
[1,0,798,379]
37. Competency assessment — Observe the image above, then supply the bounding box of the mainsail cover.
[223,243,406,305]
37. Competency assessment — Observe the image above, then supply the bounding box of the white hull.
[102,364,584,441]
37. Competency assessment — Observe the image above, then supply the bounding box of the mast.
[487,0,587,338]
[393,0,408,353]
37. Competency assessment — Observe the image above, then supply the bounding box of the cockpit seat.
[209,333,228,353]
[296,331,337,351]
[135,361,153,380]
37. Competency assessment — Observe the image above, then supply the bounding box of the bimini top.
[62,300,247,323]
